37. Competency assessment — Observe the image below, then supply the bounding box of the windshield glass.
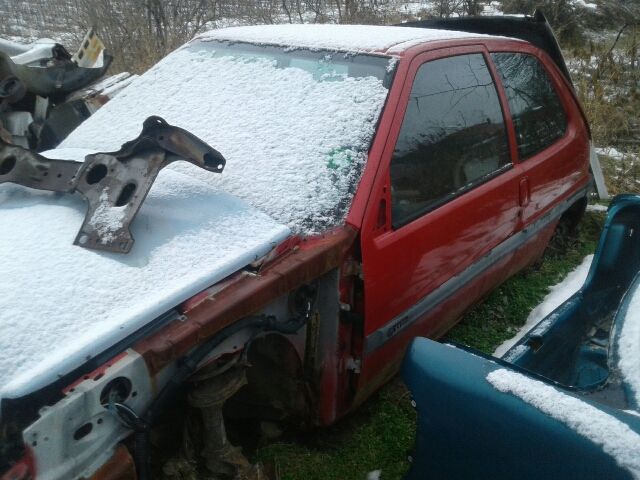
[61,40,395,234]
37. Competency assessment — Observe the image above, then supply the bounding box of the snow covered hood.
[0,150,290,400]
[195,23,497,54]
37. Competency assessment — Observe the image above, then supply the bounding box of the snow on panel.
[195,24,491,54]
[0,165,290,399]
[618,281,640,407]
[61,41,390,234]
[494,254,593,357]
[487,368,640,478]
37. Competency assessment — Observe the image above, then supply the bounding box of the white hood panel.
[0,153,290,399]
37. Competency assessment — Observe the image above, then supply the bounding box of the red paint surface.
[51,37,590,439]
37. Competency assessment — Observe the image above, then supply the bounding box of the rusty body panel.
[88,446,136,480]
[135,226,357,377]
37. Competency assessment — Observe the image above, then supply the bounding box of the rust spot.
[135,226,357,374]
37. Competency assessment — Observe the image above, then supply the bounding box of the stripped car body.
[402,195,640,480]
[1,16,592,479]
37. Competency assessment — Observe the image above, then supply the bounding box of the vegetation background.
[1,0,638,478]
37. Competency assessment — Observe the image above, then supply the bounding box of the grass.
[256,210,606,480]
[444,211,604,354]
[257,379,416,480]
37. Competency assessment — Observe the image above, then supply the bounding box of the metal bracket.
[0,116,226,253]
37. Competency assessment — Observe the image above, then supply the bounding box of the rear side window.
[492,53,568,159]
[390,53,511,227]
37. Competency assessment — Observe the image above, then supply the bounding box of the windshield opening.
[61,40,397,234]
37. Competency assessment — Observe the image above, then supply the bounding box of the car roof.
[194,23,507,55]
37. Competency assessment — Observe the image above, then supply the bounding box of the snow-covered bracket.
[0,115,226,253]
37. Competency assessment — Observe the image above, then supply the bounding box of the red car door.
[490,47,591,226]
[357,45,522,392]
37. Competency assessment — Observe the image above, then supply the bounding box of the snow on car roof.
[487,368,640,478]
[0,167,290,399]
[195,23,498,54]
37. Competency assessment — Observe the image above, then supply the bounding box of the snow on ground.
[596,147,639,162]
[587,203,609,212]
[61,37,390,234]
[494,255,593,357]
[0,168,290,399]
[487,368,640,478]
[574,0,598,10]
[196,24,499,54]
[617,280,640,408]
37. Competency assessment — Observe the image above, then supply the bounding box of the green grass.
[257,380,416,480]
[256,211,606,480]
[444,211,604,354]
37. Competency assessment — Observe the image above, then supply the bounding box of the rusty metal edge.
[134,226,357,375]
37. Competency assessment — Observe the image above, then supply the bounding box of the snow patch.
[617,281,640,407]
[88,190,127,243]
[596,147,638,162]
[501,344,529,363]
[494,255,593,357]
[587,204,609,212]
[487,368,640,478]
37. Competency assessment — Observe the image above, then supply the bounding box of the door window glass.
[391,53,511,227]
[492,52,568,159]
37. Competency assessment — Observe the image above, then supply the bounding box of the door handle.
[519,177,530,207]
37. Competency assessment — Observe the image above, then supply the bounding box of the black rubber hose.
[134,312,309,480]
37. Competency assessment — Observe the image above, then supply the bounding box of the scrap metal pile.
[0,28,136,151]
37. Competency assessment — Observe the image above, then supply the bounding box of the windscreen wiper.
[0,116,226,253]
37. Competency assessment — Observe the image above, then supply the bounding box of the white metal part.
[23,350,153,480]
[0,38,30,57]
[72,29,105,69]
[590,143,609,200]
[0,111,32,147]
[10,42,57,66]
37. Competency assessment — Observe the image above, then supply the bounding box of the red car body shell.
[2,34,591,480]
[138,37,591,426]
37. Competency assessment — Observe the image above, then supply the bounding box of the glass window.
[492,52,568,159]
[390,54,511,227]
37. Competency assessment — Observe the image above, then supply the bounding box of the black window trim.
[489,50,570,162]
[391,50,516,230]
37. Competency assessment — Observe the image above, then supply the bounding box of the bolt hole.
[85,164,107,185]
[31,441,37,447]
[97,418,103,425]
[131,391,137,398]
[115,182,136,207]
[57,173,62,178]
[100,377,132,406]
[0,155,16,175]
[73,423,93,441]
